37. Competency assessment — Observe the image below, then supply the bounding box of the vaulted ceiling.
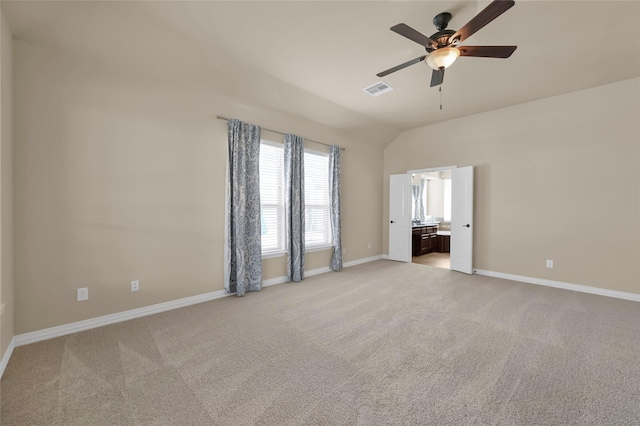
[3,1,639,145]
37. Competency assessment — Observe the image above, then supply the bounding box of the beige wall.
[13,39,383,334]
[384,77,640,294]
[1,11,14,359]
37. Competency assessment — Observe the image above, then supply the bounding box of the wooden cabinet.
[436,234,451,253]
[429,233,437,252]
[412,229,421,256]
[412,226,438,256]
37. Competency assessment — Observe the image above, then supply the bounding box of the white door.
[450,166,474,274]
[388,174,411,262]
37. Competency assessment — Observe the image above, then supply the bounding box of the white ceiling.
[3,1,640,143]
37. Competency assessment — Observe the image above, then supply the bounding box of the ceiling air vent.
[363,81,393,97]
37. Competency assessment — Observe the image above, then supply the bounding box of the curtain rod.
[215,115,345,151]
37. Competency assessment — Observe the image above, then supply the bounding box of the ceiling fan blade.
[377,55,427,77]
[449,0,515,45]
[391,23,437,48]
[458,45,517,58]
[430,67,444,87]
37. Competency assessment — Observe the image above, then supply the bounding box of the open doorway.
[409,169,452,269]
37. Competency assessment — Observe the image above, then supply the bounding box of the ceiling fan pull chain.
[439,86,443,110]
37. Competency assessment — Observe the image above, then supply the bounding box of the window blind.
[259,142,285,253]
[259,142,332,255]
[304,150,331,247]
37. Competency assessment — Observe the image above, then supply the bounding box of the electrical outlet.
[368,242,371,249]
[77,287,89,301]
[546,260,554,269]
[131,280,140,292]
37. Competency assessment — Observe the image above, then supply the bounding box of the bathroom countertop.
[412,222,440,228]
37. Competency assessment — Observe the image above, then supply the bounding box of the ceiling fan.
[377,0,517,87]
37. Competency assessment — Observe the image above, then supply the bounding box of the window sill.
[306,244,334,253]
[262,244,333,259]
[262,250,286,259]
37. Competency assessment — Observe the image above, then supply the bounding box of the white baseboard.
[13,254,384,349]
[263,255,383,287]
[262,266,331,288]
[262,276,287,287]
[1,336,16,379]
[306,266,332,277]
[474,269,640,302]
[15,289,230,347]
[344,255,383,267]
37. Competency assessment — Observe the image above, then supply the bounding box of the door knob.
[390,220,395,224]
[463,224,470,228]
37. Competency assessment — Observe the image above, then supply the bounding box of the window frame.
[303,147,333,251]
[258,141,333,258]
[259,139,287,257]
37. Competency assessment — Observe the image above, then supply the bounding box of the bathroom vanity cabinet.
[412,225,438,256]
[436,234,451,253]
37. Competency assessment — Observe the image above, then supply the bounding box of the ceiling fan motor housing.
[427,30,455,51]
[428,12,455,52]
[433,12,452,31]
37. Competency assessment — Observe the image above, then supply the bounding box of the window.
[258,142,332,255]
[304,150,332,248]
[259,141,285,254]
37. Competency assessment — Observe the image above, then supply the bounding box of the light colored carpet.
[1,260,639,425]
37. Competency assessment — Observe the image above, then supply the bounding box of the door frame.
[405,165,458,269]
[407,166,457,175]
[388,165,474,270]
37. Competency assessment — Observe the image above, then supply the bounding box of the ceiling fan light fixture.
[426,47,460,70]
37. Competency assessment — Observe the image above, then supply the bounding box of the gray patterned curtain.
[225,119,262,296]
[329,145,342,272]
[418,177,427,222]
[284,134,305,282]
[412,184,420,221]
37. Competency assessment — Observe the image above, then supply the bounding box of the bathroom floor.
[412,252,450,269]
